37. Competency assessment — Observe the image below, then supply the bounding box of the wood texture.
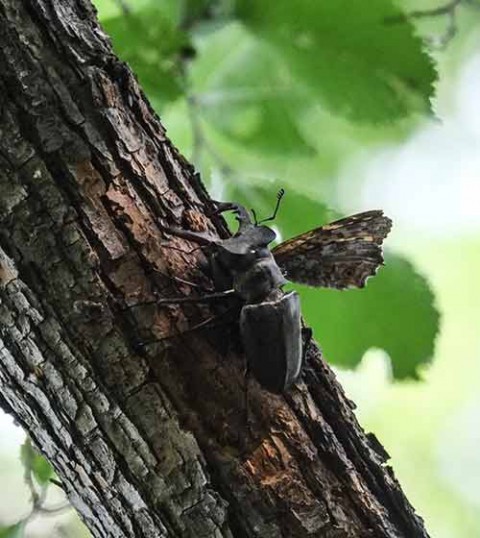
[0,1,430,536]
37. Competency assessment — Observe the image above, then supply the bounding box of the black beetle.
[160,191,392,394]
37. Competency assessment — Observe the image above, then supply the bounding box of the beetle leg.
[155,289,236,304]
[132,314,218,351]
[168,273,215,292]
[147,268,215,293]
[162,225,218,246]
[132,305,239,350]
[238,366,253,443]
[301,326,313,370]
[122,289,235,311]
[159,242,203,256]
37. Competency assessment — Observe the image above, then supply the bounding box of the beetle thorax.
[230,251,287,303]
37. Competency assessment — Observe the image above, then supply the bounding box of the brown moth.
[273,209,392,289]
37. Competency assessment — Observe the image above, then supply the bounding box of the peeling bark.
[0,1,430,537]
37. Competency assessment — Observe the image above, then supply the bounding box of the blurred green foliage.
[0,439,61,537]
[190,22,316,156]
[235,0,436,122]
[0,523,24,538]
[102,5,188,103]
[20,439,54,487]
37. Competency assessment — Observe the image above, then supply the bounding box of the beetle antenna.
[251,207,259,225]
[257,189,285,225]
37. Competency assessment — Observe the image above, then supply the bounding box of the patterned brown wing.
[272,210,392,289]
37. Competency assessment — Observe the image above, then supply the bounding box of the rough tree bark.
[0,1,430,537]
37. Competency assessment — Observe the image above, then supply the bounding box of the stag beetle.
[160,191,392,394]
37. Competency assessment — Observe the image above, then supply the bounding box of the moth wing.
[272,210,392,289]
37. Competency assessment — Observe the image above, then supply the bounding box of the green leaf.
[191,22,316,155]
[224,184,439,378]
[235,0,437,123]
[20,439,55,487]
[301,253,439,378]
[0,523,24,538]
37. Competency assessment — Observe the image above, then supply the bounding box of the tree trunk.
[0,1,430,537]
